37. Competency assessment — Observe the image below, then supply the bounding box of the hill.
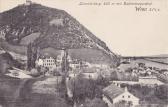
[0,3,119,66]
[149,54,168,58]
[0,52,24,73]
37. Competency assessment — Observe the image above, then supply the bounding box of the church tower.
[25,0,32,5]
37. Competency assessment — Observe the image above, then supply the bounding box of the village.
[1,48,167,107]
[0,0,168,107]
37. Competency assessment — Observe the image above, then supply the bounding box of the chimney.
[124,87,128,92]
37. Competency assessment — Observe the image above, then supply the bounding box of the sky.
[0,0,168,56]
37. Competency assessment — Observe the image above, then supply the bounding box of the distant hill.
[149,54,168,58]
[0,3,119,66]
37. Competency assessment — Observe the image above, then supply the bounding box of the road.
[66,77,73,98]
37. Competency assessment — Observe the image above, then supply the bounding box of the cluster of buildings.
[35,53,104,76]
[34,50,111,77]
[118,60,168,82]
[33,53,167,107]
[35,55,78,71]
[99,60,167,106]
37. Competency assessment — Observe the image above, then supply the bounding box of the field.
[0,75,21,107]
[0,75,69,107]
[145,58,168,64]
[119,58,168,71]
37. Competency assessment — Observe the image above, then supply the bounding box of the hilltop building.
[25,0,32,5]
[103,84,139,106]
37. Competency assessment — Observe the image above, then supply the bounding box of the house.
[69,63,80,70]
[111,81,139,86]
[90,64,109,68]
[36,56,56,71]
[111,76,164,87]
[103,84,139,107]
[164,71,168,76]
[138,76,164,86]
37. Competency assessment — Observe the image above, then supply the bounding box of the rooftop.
[139,76,157,79]
[103,84,124,100]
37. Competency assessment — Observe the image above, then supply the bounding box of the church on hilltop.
[25,0,32,5]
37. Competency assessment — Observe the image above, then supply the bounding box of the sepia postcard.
[0,0,168,107]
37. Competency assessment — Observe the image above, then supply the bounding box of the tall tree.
[27,42,37,70]
[61,49,69,75]
[27,42,32,70]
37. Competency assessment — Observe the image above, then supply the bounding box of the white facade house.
[36,57,56,71]
[103,84,139,107]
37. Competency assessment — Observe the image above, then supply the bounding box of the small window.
[128,95,130,98]
[122,96,124,98]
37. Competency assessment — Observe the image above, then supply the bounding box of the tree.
[53,68,61,76]
[125,68,133,73]
[96,75,110,87]
[67,74,102,103]
[61,49,69,75]
[27,42,32,70]
[40,67,48,76]
[155,84,168,100]
[27,43,37,70]
[84,98,108,107]
[110,71,119,81]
